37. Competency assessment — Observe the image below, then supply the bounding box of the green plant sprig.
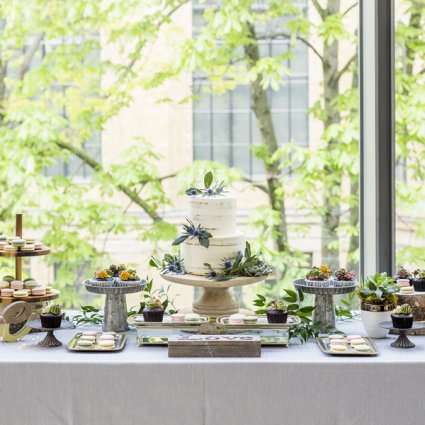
[139,276,178,314]
[149,254,185,275]
[172,219,212,248]
[72,306,104,327]
[185,171,226,197]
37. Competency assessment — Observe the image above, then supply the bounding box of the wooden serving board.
[0,289,60,304]
[0,247,51,257]
[168,334,261,358]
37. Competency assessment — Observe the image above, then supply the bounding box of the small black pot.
[40,313,62,329]
[142,308,164,322]
[413,278,425,292]
[266,310,288,324]
[391,314,413,329]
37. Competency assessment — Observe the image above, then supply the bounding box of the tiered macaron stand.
[83,280,146,332]
[160,272,266,317]
[293,278,358,332]
[0,214,59,342]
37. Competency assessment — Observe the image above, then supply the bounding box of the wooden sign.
[168,334,261,358]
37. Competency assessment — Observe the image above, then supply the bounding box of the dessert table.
[1,319,424,425]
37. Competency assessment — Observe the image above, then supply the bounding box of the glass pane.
[290,81,308,110]
[271,82,289,109]
[232,145,251,174]
[232,85,250,110]
[213,145,230,164]
[194,145,211,161]
[290,111,308,145]
[291,42,308,75]
[212,91,230,111]
[272,112,290,145]
[212,113,230,144]
[232,113,250,145]
[193,113,211,146]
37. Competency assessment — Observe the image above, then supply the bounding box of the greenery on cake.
[149,254,186,275]
[204,242,273,281]
[305,265,332,281]
[253,288,317,343]
[334,268,356,281]
[138,276,178,314]
[393,304,412,315]
[172,219,212,248]
[185,171,226,197]
[43,304,62,315]
[357,273,398,306]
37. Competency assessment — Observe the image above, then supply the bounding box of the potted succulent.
[394,266,412,285]
[305,265,332,287]
[116,267,141,286]
[90,268,114,286]
[40,304,63,328]
[266,299,289,324]
[391,304,413,329]
[357,273,398,338]
[412,269,425,292]
[142,297,164,322]
[333,268,357,287]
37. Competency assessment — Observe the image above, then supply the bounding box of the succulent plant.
[267,299,288,312]
[414,269,425,279]
[334,268,356,281]
[396,266,411,279]
[357,273,398,306]
[243,262,274,277]
[394,304,412,315]
[306,265,332,281]
[95,269,111,280]
[44,304,62,315]
[145,297,163,310]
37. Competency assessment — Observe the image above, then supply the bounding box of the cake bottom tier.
[181,233,245,274]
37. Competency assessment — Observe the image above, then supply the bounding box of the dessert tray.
[0,289,60,304]
[317,335,379,356]
[67,332,127,352]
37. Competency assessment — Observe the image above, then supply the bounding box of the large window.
[192,1,309,177]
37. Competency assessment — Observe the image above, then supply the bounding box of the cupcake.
[40,304,63,328]
[305,265,332,287]
[266,300,288,324]
[412,269,425,292]
[142,297,164,322]
[90,268,114,285]
[391,304,414,329]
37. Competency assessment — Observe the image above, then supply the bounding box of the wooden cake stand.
[0,213,59,341]
[160,273,266,317]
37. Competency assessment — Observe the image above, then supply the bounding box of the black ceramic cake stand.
[379,321,425,348]
[27,319,75,347]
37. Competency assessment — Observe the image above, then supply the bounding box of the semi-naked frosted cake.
[180,195,245,274]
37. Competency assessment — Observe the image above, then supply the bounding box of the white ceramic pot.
[361,309,392,339]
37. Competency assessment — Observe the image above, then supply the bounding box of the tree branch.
[311,0,327,20]
[18,32,44,80]
[54,140,163,222]
[258,32,324,64]
[335,52,356,82]
[342,2,359,17]
[241,176,269,194]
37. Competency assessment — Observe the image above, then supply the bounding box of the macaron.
[13,289,29,298]
[0,235,7,241]
[397,279,410,287]
[243,315,258,324]
[328,334,345,339]
[185,313,201,322]
[0,241,8,249]
[350,338,367,346]
[2,275,15,283]
[80,335,96,342]
[4,245,18,252]
[171,313,185,323]
[1,288,14,297]
[6,236,19,243]
[99,334,115,341]
[102,331,116,336]
[21,245,35,252]
[11,280,24,290]
[11,239,26,248]
[0,281,10,289]
[77,339,93,347]
[31,287,46,296]
[229,313,245,325]
[354,344,371,352]
[82,331,97,336]
[330,338,347,345]
[99,339,115,348]
[400,286,414,294]
[346,334,363,342]
[34,242,43,250]
[24,279,38,289]
[330,345,347,353]
[24,237,36,244]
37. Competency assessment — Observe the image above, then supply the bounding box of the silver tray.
[128,314,210,326]
[67,332,127,352]
[217,315,300,328]
[317,336,379,356]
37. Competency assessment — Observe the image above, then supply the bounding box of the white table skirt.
[0,320,424,425]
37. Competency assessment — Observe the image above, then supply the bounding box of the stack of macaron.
[0,275,50,298]
[0,235,46,253]
[227,314,259,325]
[399,285,414,294]
[76,331,117,349]
[328,334,372,353]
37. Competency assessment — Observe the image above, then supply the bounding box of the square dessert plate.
[317,336,379,356]
[67,332,127,352]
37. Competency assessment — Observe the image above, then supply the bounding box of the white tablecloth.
[1,320,424,425]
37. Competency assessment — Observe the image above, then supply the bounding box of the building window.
[192,1,309,177]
